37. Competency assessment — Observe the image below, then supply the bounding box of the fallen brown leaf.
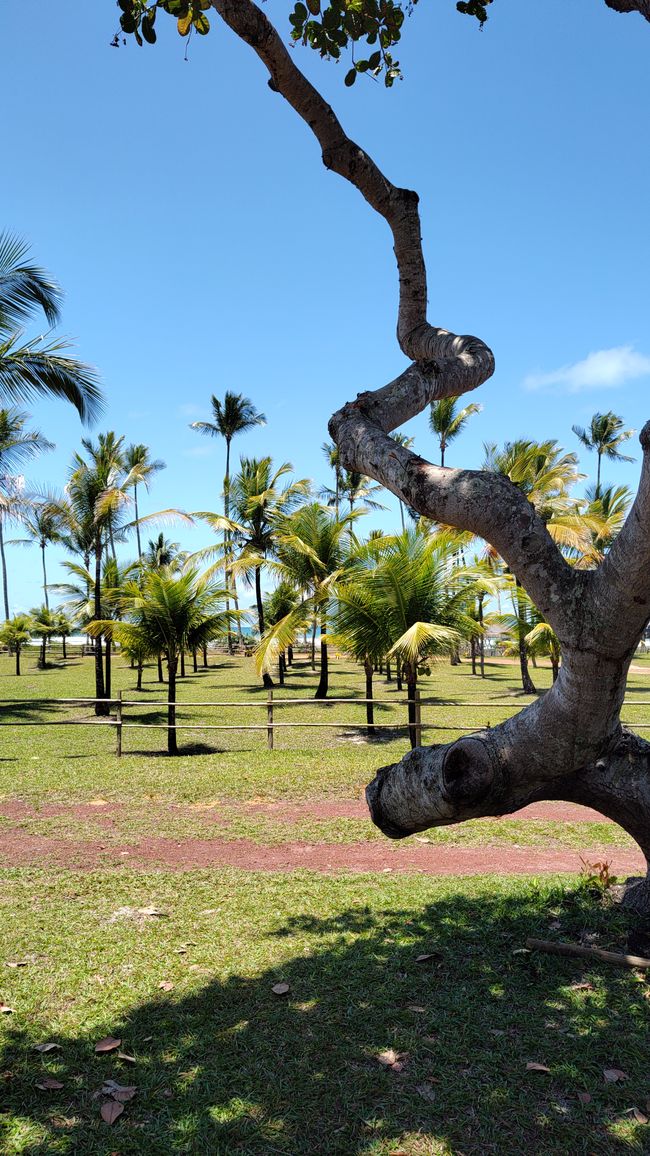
[34,1042,61,1054]
[102,1080,137,1103]
[377,1048,409,1072]
[94,1037,122,1054]
[5,960,28,968]
[0,1005,13,1014]
[604,1068,628,1083]
[415,952,442,963]
[570,982,595,992]
[526,1062,551,1073]
[272,982,290,996]
[158,981,174,992]
[631,1107,649,1124]
[117,1051,136,1064]
[137,907,167,918]
[35,1078,64,1090]
[100,1100,124,1124]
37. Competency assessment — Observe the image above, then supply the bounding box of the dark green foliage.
[113,0,491,83]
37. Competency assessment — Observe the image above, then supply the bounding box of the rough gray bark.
[213,0,650,908]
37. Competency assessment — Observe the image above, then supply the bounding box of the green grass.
[1,870,649,1155]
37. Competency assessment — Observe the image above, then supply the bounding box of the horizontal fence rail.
[1,690,649,754]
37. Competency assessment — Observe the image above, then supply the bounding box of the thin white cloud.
[182,444,215,459]
[178,403,206,418]
[523,345,650,393]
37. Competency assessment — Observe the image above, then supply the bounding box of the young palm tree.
[142,533,181,571]
[0,408,54,618]
[262,580,304,684]
[123,444,166,557]
[484,438,586,693]
[52,609,75,660]
[0,233,101,421]
[0,613,32,675]
[29,604,58,669]
[429,397,482,466]
[330,577,392,733]
[256,503,364,699]
[572,411,634,497]
[190,392,266,650]
[361,530,467,747]
[89,569,232,755]
[572,483,632,568]
[194,456,309,684]
[65,435,131,714]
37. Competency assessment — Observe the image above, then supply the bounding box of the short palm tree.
[572,411,634,497]
[330,577,392,733]
[429,397,482,466]
[89,569,232,755]
[0,233,101,421]
[123,443,166,557]
[0,613,32,675]
[29,604,58,669]
[359,530,467,747]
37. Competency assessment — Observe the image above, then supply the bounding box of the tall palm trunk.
[167,654,178,756]
[137,659,143,690]
[39,633,46,669]
[314,610,328,699]
[470,634,477,675]
[15,645,21,676]
[134,482,142,557]
[478,594,486,678]
[94,536,108,715]
[62,633,67,660]
[224,437,233,654]
[255,564,274,688]
[515,578,536,695]
[41,541,49,609]
[157,652,164,682]
[0,521,10,619]
[364,659,375,734]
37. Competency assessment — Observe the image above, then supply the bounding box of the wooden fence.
[2,692,650,755]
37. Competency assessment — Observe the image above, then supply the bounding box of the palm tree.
[572,411,634,497]
[339,469,386,514]
[65,434,130,714]
[12,492,66,609]
[572,483,632,568]
[262,580,305,685]
[321,442,343,518]
[391,433,415,529]
[330,577,392,733]
[484,438,586,693]
[0,233,101,421]
[429,397,482,466]
[123,444,166,557]
[142,533,181,571]
[89,569,232,755]
[0,613,32,675]
[256,503,363,699]
[359,530,468,747]
[190,392,266,650]
[194,456,309,685]
[0,408,54,618]
[29,604,58,669]
[52,609,75,660]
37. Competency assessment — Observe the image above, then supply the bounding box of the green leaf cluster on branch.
[113,0,491,82]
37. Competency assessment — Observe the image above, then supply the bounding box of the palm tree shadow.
[1,886,649,1154]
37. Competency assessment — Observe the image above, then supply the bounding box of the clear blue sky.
[1,0,649,612]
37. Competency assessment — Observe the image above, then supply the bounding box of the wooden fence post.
[267,688,274,750]
[414,688,422,748]
[116,690,123,758]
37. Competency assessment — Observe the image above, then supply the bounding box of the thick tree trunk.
[386,660,392,683]
[214,0,650,908]
[365,660,374,734]
[167,656,178,756]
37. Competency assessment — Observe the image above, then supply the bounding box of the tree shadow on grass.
[1,884,649,1154]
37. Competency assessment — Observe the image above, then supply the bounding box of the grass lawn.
[2,870,650,1155]
[1,650,649,1153]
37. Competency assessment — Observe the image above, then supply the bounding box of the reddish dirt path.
[0,829,643,876]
